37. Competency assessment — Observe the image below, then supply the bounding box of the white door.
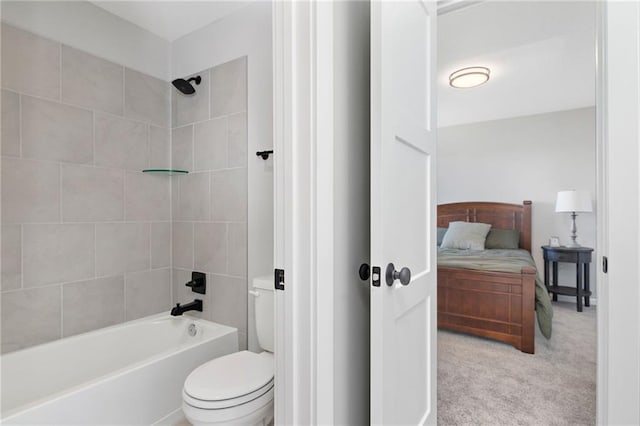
[598,2,640,423]
[370,1,437,425]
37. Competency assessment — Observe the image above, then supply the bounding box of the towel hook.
[256,150,273,160]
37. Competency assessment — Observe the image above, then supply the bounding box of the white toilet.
[182,276,274,426]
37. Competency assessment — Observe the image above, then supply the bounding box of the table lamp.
[555,190,592,247]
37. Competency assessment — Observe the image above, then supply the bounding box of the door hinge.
[274,268,285,290]
[372,266,381,287]
[602,256,608,274]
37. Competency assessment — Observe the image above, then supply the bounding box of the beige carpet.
[438,301,596,426]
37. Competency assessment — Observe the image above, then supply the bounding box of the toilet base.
[183,399,273,426]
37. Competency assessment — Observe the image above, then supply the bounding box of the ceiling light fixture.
[449,66,490,88]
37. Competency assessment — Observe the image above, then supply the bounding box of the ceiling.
[438,1,596,127]
[91,1,250,41]
[89,1,594,125]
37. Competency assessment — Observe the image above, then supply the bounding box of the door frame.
[273,1,335,423]
[595,1,608,422]
[597,1,640,424]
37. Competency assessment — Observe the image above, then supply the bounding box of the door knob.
[359,263,370,281]
[385,263,411,286]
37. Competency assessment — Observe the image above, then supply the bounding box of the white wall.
[438,107,597,297]
[0,1,170,80]
[171,2,273,352]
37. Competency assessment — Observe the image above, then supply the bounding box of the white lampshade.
[555,190,592,213]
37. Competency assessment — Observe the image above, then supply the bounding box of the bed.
[437,201,551,354]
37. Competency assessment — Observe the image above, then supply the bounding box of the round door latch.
[385,263,411,286]
[359,263,370,281]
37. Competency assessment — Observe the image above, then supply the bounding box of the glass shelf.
[142,169,189,175]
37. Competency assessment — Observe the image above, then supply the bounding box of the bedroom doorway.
[436,1,598,424]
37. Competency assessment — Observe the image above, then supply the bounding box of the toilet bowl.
[182,351,274,425]
[183,276,274,426]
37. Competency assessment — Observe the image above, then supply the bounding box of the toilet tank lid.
[252,275,273,291]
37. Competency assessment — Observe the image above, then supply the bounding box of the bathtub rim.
[2,312,230,358]
[1,313,238,420]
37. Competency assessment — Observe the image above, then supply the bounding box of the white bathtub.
[1,313,238,425]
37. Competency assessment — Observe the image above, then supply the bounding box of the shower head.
[172,76,201,95]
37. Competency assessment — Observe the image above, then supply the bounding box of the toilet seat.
[183,350,274,410]
[183,378,273,410]
[182,388,274,425]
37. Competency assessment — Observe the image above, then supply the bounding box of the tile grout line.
[92,109,96,166]
[18,92,23,157]
[172,267,247,281]
[60,283,64,339]
[123,168,127,221]
[58,43,62,102]
[9,215,232,228]
[167,268,173,310]
[16,91,160,128]
[169,158,175,305]
[94,224,97,279]
[122,169,126,221]
[208,166,213,222]
[147,124,152,170]
[123,268,127,322]
[191,222,195,270]
[20,224,24,290]
[190,123,195,172]
[169,85,174,305]
[226,222,230,277]
[59,163,63,223]
[10,220,172,226]
[1,152,245,173]
[173,110,248,131]
[149,222,153,273]
[0,152,146,171]
[224,116,229,172]
[122,66,126,118]
[0,269,173,296]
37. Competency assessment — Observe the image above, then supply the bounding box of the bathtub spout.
[171,299,203,316]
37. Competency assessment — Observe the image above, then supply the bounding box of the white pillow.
[440,221,492,250]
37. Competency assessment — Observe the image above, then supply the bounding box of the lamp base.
[566,212,582,248]
[564,240,582,248]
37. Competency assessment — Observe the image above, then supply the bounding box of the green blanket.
[437,248,553,339]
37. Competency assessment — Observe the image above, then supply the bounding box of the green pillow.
[440,221,492,250]
[485,229,520,249]
[437,227,448,246]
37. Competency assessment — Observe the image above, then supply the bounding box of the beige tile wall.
[0,24,172,353]
[171,57,248,350]
[0,23,249,354]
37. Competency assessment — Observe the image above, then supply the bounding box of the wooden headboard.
[437,201,532,252]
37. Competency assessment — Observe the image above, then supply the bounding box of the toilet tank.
[252,276,274,353]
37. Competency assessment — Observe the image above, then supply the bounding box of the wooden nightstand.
[541,245,594,312]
